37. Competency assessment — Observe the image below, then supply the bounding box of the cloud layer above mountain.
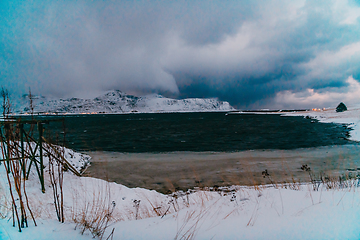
[1,0,360,109]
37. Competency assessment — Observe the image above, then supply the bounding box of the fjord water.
[46,112,351,152]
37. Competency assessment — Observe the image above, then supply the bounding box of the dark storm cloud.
[163,0,360,108]
[1,0,360,108]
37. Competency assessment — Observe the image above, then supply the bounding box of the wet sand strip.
[83,145,360,193]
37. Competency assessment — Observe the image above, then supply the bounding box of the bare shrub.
[48,150,65,223]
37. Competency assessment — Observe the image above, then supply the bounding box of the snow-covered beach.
[1,106,360,239]
[2,170,360,239]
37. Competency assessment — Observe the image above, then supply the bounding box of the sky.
[1,0,360,109]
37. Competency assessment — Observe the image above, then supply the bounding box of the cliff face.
[17,90,235,114]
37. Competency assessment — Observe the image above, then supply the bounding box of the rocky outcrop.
[336,102,347,112]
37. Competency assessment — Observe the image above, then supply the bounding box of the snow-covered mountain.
[16,90,235,114]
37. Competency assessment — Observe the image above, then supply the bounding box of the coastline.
[282,106,360,142]
[80,107,360,191]
[84,144,360,192]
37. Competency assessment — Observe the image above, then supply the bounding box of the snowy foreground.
[1,106,360,239]
[1,162,360,240]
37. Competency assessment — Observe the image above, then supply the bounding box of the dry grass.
[174,199,218,240]
[71,181,120,239]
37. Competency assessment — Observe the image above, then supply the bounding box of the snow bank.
[2,176,360,239]
[23,142,91,173]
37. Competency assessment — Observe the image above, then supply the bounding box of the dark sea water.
[37,112,353,152]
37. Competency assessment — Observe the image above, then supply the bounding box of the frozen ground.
[1,169,360,240]
[1,106,360,239]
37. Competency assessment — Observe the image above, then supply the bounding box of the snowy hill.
[16,90,235,114]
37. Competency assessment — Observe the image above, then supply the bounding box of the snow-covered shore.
[1,168,360,239]
[283,105,360,142]
[1,147,360,239]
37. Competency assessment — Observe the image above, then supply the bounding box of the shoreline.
[282,106,360,142]
[8,108,311,117]
[83,144,360,193]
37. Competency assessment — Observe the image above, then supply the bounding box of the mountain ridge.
[16,90,235,114]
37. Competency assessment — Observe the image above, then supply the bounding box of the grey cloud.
[3,0,252,98]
